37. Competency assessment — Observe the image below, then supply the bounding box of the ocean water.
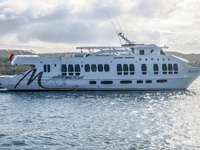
[0,78,200,150]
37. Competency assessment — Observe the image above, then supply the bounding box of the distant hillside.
[0,49,200,75]
[166,52,200,67]
[167,52,200,62]
[0,49,35,57]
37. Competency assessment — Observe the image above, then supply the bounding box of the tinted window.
[123,64,128,75]
[68,64,73,72]
[44,64,47,72]
[162,64,167,74]
[61,64,67,72]
[101,81,113,84]
[75,64,80,75]
[174,64,178,74]
[117,64,122,75]
[153,64,159,71]
[142,64,147,71]
[168,64,173,74]
[98,64,103,72]
[157,79,167,83]
[68,64,73,75]
[130,64,135,75]
[137,80,143,84]
[48,65,50,72]
[89,81,96,84]
[153,64,159,75]
[85,64,90,72]
[44,64,50,72]
[146,80,152,83]
[91,64,96,72]
[141,64,147,75]
[104,64,110,72]
[120,80,132,84]
[140,50,144,55]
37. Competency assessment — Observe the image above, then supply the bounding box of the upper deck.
[76,44,168,57]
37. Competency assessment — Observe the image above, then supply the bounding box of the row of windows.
[162,64,178,74]
[138,50,165,55]
[46,63,179,76]
[61,64,110,75]
[85,64,110,72]
[61,64,80,76]
[117,64,179,75]
[117,64,135,75]
[89,79,167,85]
[44,64,51,72]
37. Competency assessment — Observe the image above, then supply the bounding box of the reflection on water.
[0,78,200,149]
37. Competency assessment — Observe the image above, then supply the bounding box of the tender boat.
[0,33,200,90]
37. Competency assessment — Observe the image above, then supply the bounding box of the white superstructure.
[0,35,200,90]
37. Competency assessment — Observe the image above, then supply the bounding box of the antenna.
[110,8,123,34]
[104,8,122,45]
[103,7,134,46]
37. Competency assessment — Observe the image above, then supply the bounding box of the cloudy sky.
[0,0,199,53]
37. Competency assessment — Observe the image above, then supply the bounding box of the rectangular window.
[61,64,67,72]
[47,64,50,72]
[168,64,173,74]
[162,64,167,74]
[174,64,178,74]
[146,80,152,83]
[89,81,97,84]
[129,64,135,75]
[68,64,73,75]
[104,64,110,72]
[44,64,47,72]
[117,64,122,75]
[137,80,143,84]
[61,64,67,76]
[85,64,90,72]
[141,64,147,75]
[153,64,159,75]
[91,64,97,72]
[101,81,113,84]
[123,64,128,75]
[157,79,167,83]
[98,64,103,72]
[75,64,80,75]
[140,50,145,55]
[120,80,132,84]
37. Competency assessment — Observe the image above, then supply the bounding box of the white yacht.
[0,33,200,91]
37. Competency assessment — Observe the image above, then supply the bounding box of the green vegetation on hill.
[0,50,199,75]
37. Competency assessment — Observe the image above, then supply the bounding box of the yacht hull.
[1,69,199,91]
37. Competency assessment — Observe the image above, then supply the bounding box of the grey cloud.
[17,19,116,44]
[0,2,115,45]
[0,0,199,53]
